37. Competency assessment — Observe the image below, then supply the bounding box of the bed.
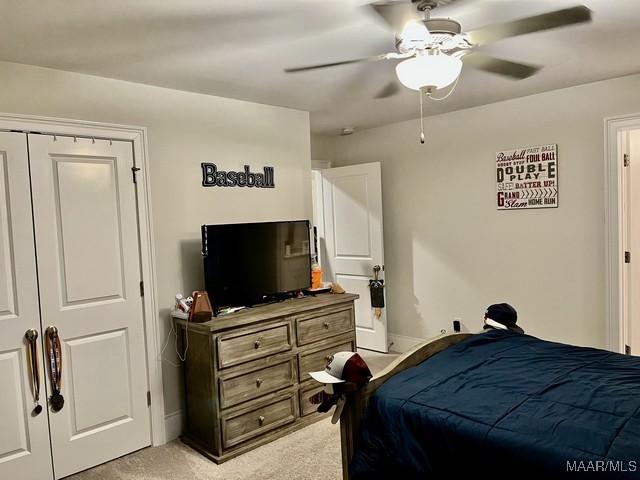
[339,330,640,478]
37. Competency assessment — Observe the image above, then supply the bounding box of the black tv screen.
[202,220,311,313]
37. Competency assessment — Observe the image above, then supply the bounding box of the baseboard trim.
[388,333,425,353]
[164,410,184,442]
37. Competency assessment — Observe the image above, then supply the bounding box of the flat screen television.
[202,220,311,314]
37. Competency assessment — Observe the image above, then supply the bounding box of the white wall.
[311,132,335,162]
[0,61,312,437]
[315,74,640,351]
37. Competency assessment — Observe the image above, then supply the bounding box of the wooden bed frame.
[339,333,473,480]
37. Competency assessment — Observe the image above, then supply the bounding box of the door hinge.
[626,345,632,355]
[132,166,141,184]
[147,391,151,407]
[139,280,145,297]
[624,154,630,167]
[625,251,631,264]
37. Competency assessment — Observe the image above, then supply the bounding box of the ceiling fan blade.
[284,54,388,73]
[467,5,592,46]
[374,80,401,99]
[462,53,541,79]
[367,2,420,33]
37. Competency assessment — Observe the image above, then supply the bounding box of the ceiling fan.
[284,1,593,100]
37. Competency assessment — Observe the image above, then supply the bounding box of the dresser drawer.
[219,358,296,409]
[217,321,292,369]
[299,382,325,417]
[298,339,355,382]
[222,394,296,448]
[296,307,354,346]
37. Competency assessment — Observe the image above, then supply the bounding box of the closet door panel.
[0,139,17,319]
[28,134,151,479]
[54,159,125,304]
[0,132,53,480]
[0,351,30,462]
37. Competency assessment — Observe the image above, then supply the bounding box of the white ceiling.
[1,0,639,134]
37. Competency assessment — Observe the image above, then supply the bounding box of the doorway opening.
[310,161,388,353]
[605,114,640,354]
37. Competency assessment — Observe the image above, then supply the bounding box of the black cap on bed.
[486,303,518,327]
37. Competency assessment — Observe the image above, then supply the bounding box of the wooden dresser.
[174,293,358,463]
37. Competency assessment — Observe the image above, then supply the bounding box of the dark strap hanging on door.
[369,265,385,308]
[369,280,385,308]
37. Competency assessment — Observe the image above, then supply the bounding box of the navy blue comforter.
[351,330,640,478]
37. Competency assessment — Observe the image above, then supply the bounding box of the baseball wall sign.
[496,144,558,210]
[201,163,275,188]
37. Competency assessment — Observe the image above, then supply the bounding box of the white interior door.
[28,134,151,478]
[0,132,53,480]
[322,162,388,352]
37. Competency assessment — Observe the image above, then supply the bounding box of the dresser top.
[173,293,359,333]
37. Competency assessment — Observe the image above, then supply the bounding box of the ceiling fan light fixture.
[400,19,432,44]
[395,51,462,91]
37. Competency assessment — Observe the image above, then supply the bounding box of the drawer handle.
[254,337,262,349]
[258,415,265,426]
[256,378,263,388]
[323,322,330,329]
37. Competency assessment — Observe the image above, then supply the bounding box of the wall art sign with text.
[496,144,558,210]
[201,163,275,188]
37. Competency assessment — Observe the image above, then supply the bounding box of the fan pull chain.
[419,87,425,144]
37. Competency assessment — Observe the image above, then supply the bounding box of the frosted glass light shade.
[395,53,463,90]
[401,20,430,42]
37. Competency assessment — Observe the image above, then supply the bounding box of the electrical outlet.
[453,318,462,332]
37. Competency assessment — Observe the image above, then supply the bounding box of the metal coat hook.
[91,137,95,144]
[109,139,113,146]
[73,136,77,143]
[53,135,57,142]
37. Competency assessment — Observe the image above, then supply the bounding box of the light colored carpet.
[70,350,398,480]
[70,421,342,480]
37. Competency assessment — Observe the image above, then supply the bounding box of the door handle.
[45,326,65,412]
[25,329,43,416]
[372,265,384,280]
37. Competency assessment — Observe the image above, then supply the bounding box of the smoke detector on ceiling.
[341,127,355,136]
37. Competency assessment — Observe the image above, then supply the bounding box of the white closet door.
[0,132,53,480]
[28,134,151,478]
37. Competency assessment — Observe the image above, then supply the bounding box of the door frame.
[605,113,640,353]
[311,160,331,270]
[0,112,165,445]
